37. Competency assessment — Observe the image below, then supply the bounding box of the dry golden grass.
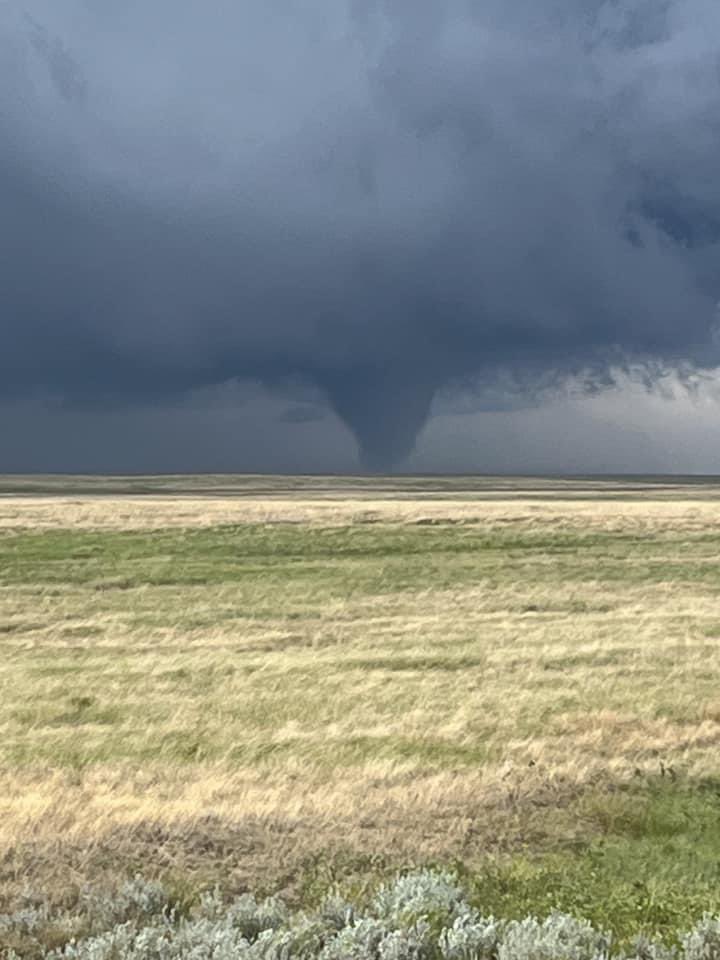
[2,475,720,907]
[4,493,720,531]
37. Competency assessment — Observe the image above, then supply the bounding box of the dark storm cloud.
[279,404,327,425]
[2,0,720,467]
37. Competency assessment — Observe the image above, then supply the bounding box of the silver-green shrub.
[14,872,720,960]
[250,914,336,959]
[438,913,506,960]
[624,934,677,960]
[50,916,253,960]
[198,888,289,940]
[0,903,52,936]
[79,876,171,931]
[498,913,611,960]
[372,871,467,929]
[318,917,390,959]
[681,915,720,960]
[317,895,356,933]
[318,916,436,960]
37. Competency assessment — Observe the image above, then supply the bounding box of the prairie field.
[2,475,720,954]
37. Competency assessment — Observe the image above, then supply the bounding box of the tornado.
[322,368,436,471]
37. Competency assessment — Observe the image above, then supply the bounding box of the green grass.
[466,781,720,943]
[1,523,718,598]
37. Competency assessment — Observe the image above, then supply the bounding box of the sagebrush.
[4,871,720,960]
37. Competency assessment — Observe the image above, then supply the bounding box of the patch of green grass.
[2,524,720,611]
[461,780,720,945]
[0,524,662,598]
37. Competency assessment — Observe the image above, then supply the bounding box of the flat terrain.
[2,475,720,951]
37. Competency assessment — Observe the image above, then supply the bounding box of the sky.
[2,0,720,473]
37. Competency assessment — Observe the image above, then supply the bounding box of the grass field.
[2,475,720,955]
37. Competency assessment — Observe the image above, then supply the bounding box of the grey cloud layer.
[1,0,720,466]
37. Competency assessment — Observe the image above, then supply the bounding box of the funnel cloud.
[2,1,720,468]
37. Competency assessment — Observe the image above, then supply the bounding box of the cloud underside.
[2,0,720,467]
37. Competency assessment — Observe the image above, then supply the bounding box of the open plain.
[2,475,720,954]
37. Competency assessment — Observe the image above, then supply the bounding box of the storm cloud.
[2,0,720,468]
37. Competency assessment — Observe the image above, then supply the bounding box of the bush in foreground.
[3,870,720,959]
